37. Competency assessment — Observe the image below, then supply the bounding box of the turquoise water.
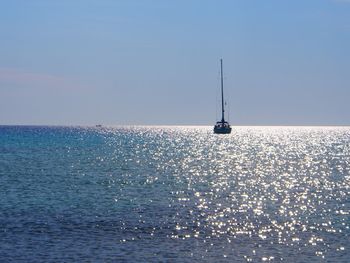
[0,126,349,262]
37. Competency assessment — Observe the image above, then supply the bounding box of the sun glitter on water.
[0,126,349,262]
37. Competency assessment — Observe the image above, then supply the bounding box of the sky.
[0,0,349,126]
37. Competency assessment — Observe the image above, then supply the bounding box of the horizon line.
[1,124,350,128]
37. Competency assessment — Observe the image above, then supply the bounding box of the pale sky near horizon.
[0,0,349,126]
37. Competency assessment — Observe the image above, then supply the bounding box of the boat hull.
[214,126,232,134]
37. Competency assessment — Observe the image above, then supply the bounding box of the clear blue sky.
[0,0,349,125]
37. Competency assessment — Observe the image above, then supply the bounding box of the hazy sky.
[1,0,349,125]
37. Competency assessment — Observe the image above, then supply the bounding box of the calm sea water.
[0,126,349,262]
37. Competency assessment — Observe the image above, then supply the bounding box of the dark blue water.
[0,126,349,262]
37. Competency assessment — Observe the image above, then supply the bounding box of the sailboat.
[214,59,232,134]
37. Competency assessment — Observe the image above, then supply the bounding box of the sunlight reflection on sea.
[0,126,349,262]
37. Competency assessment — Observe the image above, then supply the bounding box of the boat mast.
[220,59,225,123]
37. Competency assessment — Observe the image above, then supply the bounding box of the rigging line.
[228,99,230,122]
[226,75,230,122]
[215,69,220,121]
[215,89,218,121]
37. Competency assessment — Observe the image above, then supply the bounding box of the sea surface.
[0,126,349,262]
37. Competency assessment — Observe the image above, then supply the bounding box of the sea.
[0,125,349,262]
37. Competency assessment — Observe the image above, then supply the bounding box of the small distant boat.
[214,59,232,134]
[96,124,102,128]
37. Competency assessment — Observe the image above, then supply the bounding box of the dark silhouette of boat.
[214,59,232,134]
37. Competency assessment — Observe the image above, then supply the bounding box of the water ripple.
[0,126,349,262]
